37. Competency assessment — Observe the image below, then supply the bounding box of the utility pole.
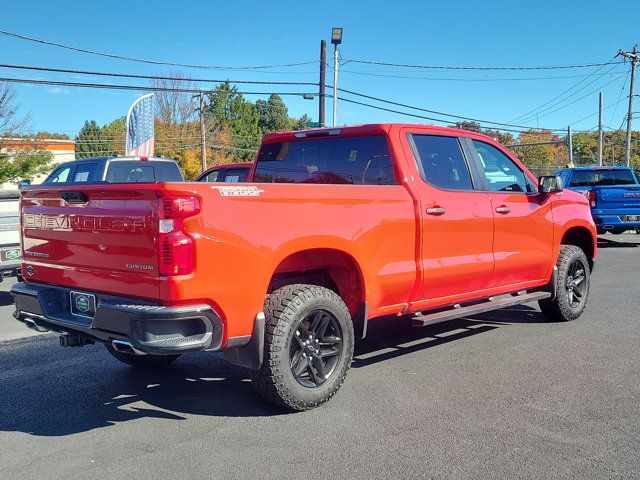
[199,92,206,172]
[330,28,343,127]
[567,126,573,165]
[619,47,638,166]
[598,92,603,166]
[319,40,326,127]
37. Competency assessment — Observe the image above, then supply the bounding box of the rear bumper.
[592,212,640,229]
[11,282,223,355]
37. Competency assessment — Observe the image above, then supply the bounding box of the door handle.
[495,205,511,214]
[426,206,447,215]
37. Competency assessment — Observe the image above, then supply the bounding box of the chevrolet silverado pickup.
[555,166,640,234]
[12,124,597,410]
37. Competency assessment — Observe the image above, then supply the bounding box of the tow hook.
[59,334,95,347]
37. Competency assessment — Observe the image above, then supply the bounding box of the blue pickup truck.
[555,166,640,234]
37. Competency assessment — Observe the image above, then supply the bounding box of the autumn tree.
[0,82,30,149]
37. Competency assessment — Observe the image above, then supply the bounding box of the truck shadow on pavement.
[0,291,15,307]
[0,305,544,436]
[352,305,545,369]
[597,236,640,248]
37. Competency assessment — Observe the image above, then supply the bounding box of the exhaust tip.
[111,339,146,356]
[23,317,49,333]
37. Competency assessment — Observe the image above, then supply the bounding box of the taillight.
[587,190,597,208]
[158,196,201,275]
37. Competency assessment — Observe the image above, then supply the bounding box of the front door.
[470,139,554,288]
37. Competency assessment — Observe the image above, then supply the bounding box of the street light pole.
[331,27,343,128]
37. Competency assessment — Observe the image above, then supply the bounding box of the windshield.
[253,135,395,185]
[569,169,637,187]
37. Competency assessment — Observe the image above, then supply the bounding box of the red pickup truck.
[12,124,596,410]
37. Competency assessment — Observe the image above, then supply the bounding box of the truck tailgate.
[21,185,160,299]
[596,184,640,209]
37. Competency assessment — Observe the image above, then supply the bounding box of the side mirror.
[17,179,31,189]
[538,175,563,194]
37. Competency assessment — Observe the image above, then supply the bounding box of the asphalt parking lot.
[1,234,639,480]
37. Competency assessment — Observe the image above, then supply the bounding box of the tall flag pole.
[125,93,155,156]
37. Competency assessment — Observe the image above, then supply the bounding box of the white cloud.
[48,87,70,95]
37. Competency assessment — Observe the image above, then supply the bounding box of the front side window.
[473,140,530,193]
[46,165,72,183]
[202,170,220,182]
[254,135,396,185]
[411,134,473,191]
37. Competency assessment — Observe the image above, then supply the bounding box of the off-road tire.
[251,284,354,411]
[105,345,181,368]
[539,245,591,322]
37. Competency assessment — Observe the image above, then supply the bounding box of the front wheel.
[539,245,591,322]
[251,284,354,411]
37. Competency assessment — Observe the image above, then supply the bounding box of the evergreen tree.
[75,120,110,158]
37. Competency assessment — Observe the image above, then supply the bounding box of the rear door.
[21,185,160,299]
[403,131,495,301]
[470,139,554,287]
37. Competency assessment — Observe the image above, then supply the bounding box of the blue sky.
[1,0,637,137]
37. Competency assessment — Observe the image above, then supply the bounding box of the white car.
[0,191,21,280]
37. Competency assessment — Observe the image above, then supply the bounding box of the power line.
[340,69,627,82]
[510,60,622,123]
[344,58,624,71]
[0,29,316,71]
[569,95,629,126]
[0,76,315,96]
[336,86,563,131]
[531,73,625,121]
[0,64,319,86]
[335,96,529,134]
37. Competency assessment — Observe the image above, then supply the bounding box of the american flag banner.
[125,93,155,156]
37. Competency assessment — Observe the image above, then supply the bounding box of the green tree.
[257,94,292,134]
[208,82,261,162]
[0,149,53,184]
[75,120,110,158]
[103,116,126,155]
[291,114,311,131]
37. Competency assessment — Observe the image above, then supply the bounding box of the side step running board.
[412,291,551,327]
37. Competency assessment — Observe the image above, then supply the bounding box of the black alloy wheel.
[289,310,344,388]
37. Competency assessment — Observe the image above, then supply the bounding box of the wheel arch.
[267,247,366,319]
[560,225,596,270]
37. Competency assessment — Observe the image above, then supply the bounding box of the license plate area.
[70,291,96,318]
[624,215,639,222]
[0,247,21,263]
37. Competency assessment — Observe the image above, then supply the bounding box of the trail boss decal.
[211,186,265,197]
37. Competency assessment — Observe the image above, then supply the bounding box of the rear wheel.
[105,345,181,368]
[539,245,590,322]
[251,284,354,411]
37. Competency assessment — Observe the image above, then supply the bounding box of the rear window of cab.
[253,135,396,185]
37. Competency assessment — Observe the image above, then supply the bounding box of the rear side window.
[224,168,249,183]
[254,135,396,185]
[569,169,636,187]
[72,162,99,182]
[411,135,473,190]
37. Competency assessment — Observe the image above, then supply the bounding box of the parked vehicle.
[12,124,596,410]
[44,156,184,184]
[555,166,640,234]
[196,162,252,183]
[0,191,21,281]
